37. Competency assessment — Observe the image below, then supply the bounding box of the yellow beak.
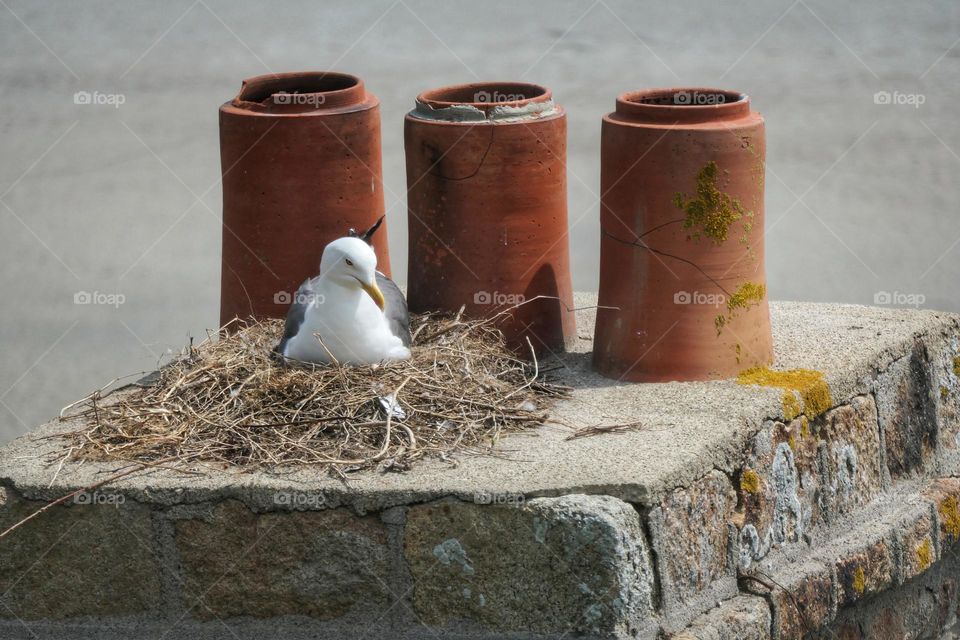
[361,280,386,310]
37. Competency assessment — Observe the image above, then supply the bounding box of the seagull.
[275,217,411,365]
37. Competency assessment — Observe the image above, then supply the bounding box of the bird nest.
[57,312,570,475]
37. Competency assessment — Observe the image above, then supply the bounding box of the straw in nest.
[58,312,570,475]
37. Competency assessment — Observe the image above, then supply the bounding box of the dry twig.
[564,421,644,441]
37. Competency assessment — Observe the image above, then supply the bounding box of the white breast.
[283,283,409,365]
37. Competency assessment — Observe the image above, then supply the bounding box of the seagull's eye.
[345,258,354,267]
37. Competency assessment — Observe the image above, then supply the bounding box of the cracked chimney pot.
[403,81,576,356]
[593,87,774,381]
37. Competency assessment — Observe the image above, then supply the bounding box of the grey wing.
[377,271,411,346]
[274,279,313,356]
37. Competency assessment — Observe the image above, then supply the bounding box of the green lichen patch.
[674,161,745,244]
[953,356,960,378]
[737,367,833,419]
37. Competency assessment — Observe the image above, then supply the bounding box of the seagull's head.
[319,237,386,310]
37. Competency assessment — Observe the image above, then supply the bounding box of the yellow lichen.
[727,282,766,313]
[740,468,761,494]
[939,497,960,541]
[714,315,726,335]
[788,434,797,451]
[756,159,766,191]
[916,539,933,570]
[799,416,811,439]
[953,356,960,378]
[737,368,833,419]
[674,161,745,244]
[852,565,866,595]
[782,391,802,421]
[715,282,766,336]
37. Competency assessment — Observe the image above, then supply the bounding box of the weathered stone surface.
[925,477,960,549]
[822,622,865,639]
[672,595,770,640]
[863,608,910,640]
[737,417,818,569]
[174,500,391,620]
[403,494,655,637]
[760,479,960,640]
[0,487,161,619]
[737,396,883,569]
[894,505,938,584]
[648,470,736,606]
[931,336,960,453]
[938,576,958,632]
[830,537,894,607]
[876,341,939,479]
[817,396,886,518]
[770,562,834,640]
[822,540,960,640]
[740,553,836,640]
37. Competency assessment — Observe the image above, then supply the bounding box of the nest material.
[59,312,569,474]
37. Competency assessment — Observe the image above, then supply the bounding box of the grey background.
[1,0,957,442]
